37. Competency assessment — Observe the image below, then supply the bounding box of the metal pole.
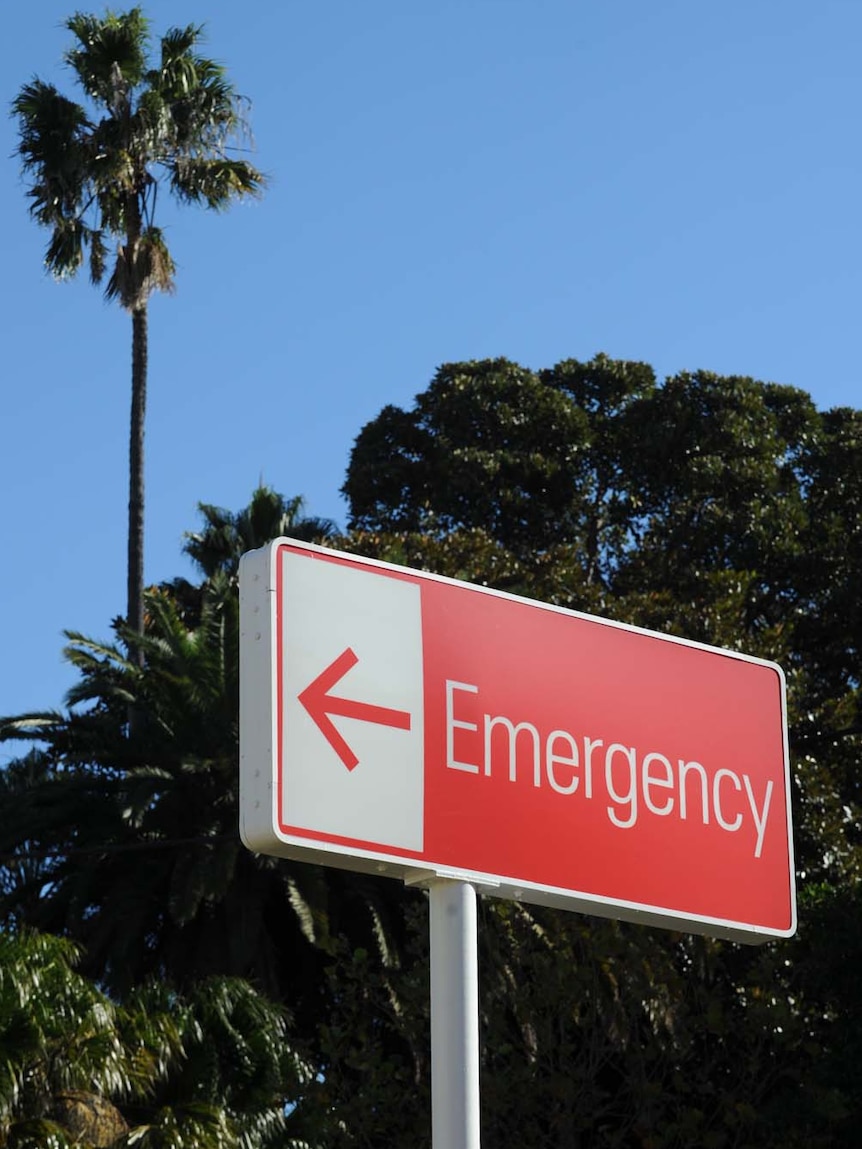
[429,879,481,1149]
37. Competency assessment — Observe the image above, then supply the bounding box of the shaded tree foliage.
[0,931,299,1148]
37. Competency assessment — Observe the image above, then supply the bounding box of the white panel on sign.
[281,551,425,851]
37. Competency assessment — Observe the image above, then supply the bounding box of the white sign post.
[429,880,481,1149]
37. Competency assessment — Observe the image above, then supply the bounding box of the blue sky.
[1,0,860,732]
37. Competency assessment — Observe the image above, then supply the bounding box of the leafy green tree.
[12,8,265,655]
[344,358,594,555]
[0,930,299,1148]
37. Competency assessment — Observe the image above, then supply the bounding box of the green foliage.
[183,486,338,584]
[12,7,265,309]
[345,358,592,554]
[294,901,432,1148]
[0,931,297,1148]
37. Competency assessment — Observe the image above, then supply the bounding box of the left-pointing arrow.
[297,647,412,771]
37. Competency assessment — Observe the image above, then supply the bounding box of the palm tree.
[0,930,302,1148]
[12,8,265,661]
[0,930,135,1147]
[183,484,339,582]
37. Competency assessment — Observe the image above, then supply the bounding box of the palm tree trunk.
[128,302,147,665]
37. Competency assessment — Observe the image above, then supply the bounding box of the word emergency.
[445,680,774,858]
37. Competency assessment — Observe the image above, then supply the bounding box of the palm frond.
[0,712,65,740]
[12,80,89,167]
[88,228,107,284]
[150,24,208,102]
[168,157,265,209]
[65,8,150,106]
[43,218,90,278]
[183,487,335,581]
[0,492,410,1063]
[134,87,171,152]
[12,81,90,229]
[160,24,205,65]
[63,631,133,667]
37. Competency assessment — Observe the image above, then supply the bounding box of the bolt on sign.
[240,539,796,943]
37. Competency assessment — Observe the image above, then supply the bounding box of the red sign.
[240,540,796,942]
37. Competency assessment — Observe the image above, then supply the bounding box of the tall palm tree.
[13,8,265,661]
